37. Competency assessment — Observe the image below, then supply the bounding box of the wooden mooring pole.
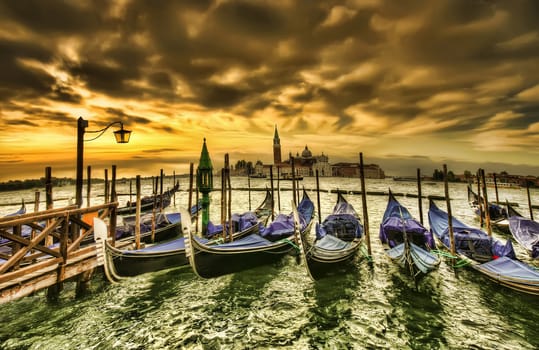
[480,169,492,236]
[359,153,371,257]
[443,164,456,263]
[417,168,424,225]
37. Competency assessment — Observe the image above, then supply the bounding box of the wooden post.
[221,168,226,240]
[188,163,194,214]
[45,166,59,302]
[248,176,252,211]
[493,173,499,204]
[195,184,200,234]
[104,169,109,204]
[173,170,176,206]
[129,178,133,207]
[225,154,233,241]
[443,164,456,260]
[277,166,281,212]
[296,169,301,205]
[316,169,321,224]
[476,170,484,227]
[45,167,53,246]
[359,153,371,256]
[110,165,117,246]
[86,165,91,208]
[160,169,164,210]
[417,168,423,225]
[480,169,492,236]
[135,175,141,249]
[291,158,297,207]
[151,176,157,242]
[32,191,40,240]
[526,181,534,221]
[269,166,275,221]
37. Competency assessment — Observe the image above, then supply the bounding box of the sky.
[1,0,539,182]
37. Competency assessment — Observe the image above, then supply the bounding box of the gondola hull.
[380,191,440,279]
[187,234,298,278]
[300,236,361,280]
[186,191,314,279]
[297,192,363,280]
[95,190,274,280]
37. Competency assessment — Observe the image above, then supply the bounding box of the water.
[1,177,538,349]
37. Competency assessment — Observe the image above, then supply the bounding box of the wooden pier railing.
[0,202,118,304]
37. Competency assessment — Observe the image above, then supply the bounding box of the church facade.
[253,126,383,179]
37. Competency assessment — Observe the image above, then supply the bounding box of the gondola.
[296,192,363,280]
[379,191,440,280]
[185,190,315,279]
[116,182,180,215]
[507,203,539,259]
[428,199,539,295]
[467,185,509,233]
[93,190,273,281]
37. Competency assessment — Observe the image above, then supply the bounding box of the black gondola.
[94,190,273,281]
[296,192,363,280]
[185,190,315,279]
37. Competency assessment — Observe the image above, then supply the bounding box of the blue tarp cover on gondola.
[509,215,539,259]
[314,234,351,251]
[211,233,272,249]
[379,193,435,249]
[315,193,362,241]
[205,211,259,238]
[473,257,539,281]
[429,201,516,260]
[260,193,314,241]
[316,214,362,241]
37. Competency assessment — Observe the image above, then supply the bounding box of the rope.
[360,243,373,262]
[431,249,458,259]
[454,259,471,268]
[278,238,300,252]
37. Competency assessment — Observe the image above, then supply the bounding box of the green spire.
[198,138,213,171]
[196,138,213,234]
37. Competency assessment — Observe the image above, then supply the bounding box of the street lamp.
[75,116,132,208]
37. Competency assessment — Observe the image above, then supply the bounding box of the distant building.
[332,163,385,179]
[269,126,331,177]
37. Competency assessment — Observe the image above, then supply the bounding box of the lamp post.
[75,116,131,208]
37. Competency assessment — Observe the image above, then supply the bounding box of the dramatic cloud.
[0,0,538,181]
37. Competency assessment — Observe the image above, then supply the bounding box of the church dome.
[302,145,312,158]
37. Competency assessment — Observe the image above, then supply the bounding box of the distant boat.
[392,176,417,182]
[467,185,509,233]
[115,182,180,215]
[279,174,303,181]
[249,173,266,179]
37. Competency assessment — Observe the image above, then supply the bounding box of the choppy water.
[1,177,538,349]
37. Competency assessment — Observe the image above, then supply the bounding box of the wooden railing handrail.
[0,202,118,227]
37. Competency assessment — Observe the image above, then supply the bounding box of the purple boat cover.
[379,194,435,249]
[509,216,539,259]
[315,193,363,241]
[205,211,259,238]
[428,201,516,260]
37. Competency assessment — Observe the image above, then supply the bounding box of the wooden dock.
[0,202,118,304]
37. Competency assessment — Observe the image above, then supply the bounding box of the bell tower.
[273,125,282,165]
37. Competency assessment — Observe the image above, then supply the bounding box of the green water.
[1,178,538,349]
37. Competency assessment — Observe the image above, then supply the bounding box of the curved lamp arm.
[84,121,131,143]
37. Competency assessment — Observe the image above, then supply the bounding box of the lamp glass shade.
[114,128,131,143]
